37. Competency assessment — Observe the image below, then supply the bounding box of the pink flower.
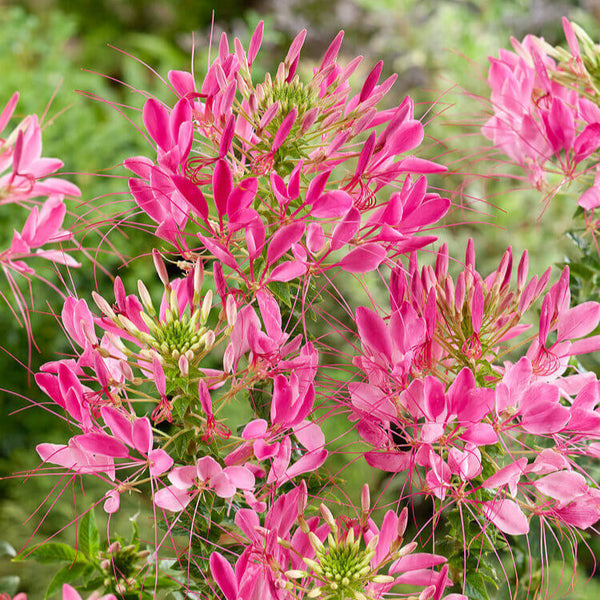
[154,456,255,511]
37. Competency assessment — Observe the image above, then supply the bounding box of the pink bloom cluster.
[0,93,80,327]
[122,22,449,291]
[483,18,600,209]
[0,93,80,268]
[20,16,600,600]
[350,240,600,537]
[209,483,466,600]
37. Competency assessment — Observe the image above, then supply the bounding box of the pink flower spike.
[321,30,345,69]
[285,30,307,66]
[360,60,383,103]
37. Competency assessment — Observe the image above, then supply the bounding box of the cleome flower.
[209,483,462,600]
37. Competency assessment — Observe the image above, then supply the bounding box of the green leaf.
[77,510,100,560]
[17,542,79,564]
[268,280,292,308]
[464,572,490,600]
[46,562,92,599]
[170,429,195,461]
[129,516,140,548]
[172,394,192,421]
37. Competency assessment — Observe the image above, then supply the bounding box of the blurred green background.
[2,0,600,597]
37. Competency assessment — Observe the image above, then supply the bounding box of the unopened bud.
[201,290,213,323]
[285,569,308,579]
[308,531,325,552]
[372,575,395,584]
[193,258,204,298]
[361,484,370,515]
[397,541,418,558]
[169,288,180,319]
[152,249,170,286]
[92,291,116,320]
[419,585,436,600]
[119,315,140,337]
[137,280,155,314]
[397,506,408,538]
[320,504,336,530]
[225,295,238,327]
[80,319,97,346]
[223,343,234,372]
[104,331,128,355]
[178,354,189,376]
[363,536,377,556]
[201,330,216,349]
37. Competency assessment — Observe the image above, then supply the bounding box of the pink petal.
[74,433,129,458]
[365,450,412,472]
[223,466,255,490]
[294,420,325,452]
[154,485,192,511]
[331,207,361,251]
[338,243,386,273]
[482,499,529,535]
[210,553,238,600]
[211,471,237,498]
[557,302,600,341]
[132,417,153,454]
[266,222,305,265]
[148,449,174,476]
[213,159,233,216]
[143,98,172,151]
[534,470,588,503]
[356,307,392,361]
[311,190,353,218]
[269,260,307,282]
[62,584,83,600]
[197,456,223,481]
[171,174,208,219]
[390,552,447,574]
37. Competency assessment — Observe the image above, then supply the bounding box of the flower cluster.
[209,483,466,600]
[8,15,600,600]
[483,17,600,211]
[350,239,600,537]
[0,93,80,324]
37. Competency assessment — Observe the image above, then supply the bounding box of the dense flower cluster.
[0,93,80,327]
[7,15,600,600]
[483,17,600,210]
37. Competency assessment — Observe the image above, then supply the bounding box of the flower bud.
[201,290,213,324]
[152,249,169,287]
